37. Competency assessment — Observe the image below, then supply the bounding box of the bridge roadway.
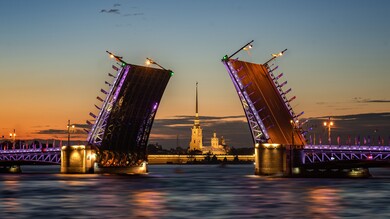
[0,148,61,165]
[302,145,390,164]
[1,145,390,167]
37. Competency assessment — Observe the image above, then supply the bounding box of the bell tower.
[189,82,203,151]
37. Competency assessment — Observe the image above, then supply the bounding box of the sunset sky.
[0,0,389,147]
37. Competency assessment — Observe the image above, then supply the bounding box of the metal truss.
[87,65,131,146]
[222,60,268,144]
[302,145,390,164]
[136,102,159,149]
[0,148,61,164]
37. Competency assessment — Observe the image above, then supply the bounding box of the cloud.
[100,9,120,14]
[35,129,87,135]
[151,112,390,148]
[150,115,252,149]
[365,99,390,103]
[101,3,144,19]
[35,129,67,135]
[304,112,390,144]
[74,123,91,129]
[353,97,390,103]
[32,112,390,149]
[123,13,144,17]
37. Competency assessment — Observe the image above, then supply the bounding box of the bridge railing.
[0,147,61,154]
[302,145,390,164]
[303,145,390,151]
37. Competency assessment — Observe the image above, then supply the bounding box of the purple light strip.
[303,145,390,151]
[87,65,130,143]
[223,60,269,141]
[113,65,130,101]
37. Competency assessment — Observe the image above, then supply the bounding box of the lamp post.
[145,57,174,76]
[323,117,334,146]
[225,40,254,60]
[145,58,166,70]
[67,120,75,146]
[9,129,16,150]
[264,48,288,65]
[106,50,127,67]
[290,119,299,176]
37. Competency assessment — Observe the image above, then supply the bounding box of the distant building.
[189,82,203,152]
[188,82,229,154]
[202,132,229,155]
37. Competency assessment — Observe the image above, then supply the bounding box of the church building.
[188,82,229,155]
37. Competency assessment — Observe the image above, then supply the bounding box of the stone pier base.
[61,145,96,174]
[93,162,148,174]
[255,143,287,176]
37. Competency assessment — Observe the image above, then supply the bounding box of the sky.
[0,0,389,148]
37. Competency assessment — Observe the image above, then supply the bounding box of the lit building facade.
[189,82,203,151]
[202,132,229,155]
[188,82,228,154]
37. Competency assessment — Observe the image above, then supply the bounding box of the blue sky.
[0,0,389,146]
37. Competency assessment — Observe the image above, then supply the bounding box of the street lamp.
[290,119,299,146]
[264,49,288,65]
[145,57,174,76]
[9,129,16,150]
[106,50,127,67]
[289,119,299,176]
[67,120,75,146]
[323,117,334,146]
[145,57,166,70]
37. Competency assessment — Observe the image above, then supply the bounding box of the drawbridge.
[84,52,173,170]
[221,41,306,147]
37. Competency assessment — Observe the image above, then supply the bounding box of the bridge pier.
[255,144,289,176]
[253,144,370,178]
[61,145,96,173]
[93,162,148,174]
[254,145,372,178]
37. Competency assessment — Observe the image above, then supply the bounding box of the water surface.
[1,165,390,218]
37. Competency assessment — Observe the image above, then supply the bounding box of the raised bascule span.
[88,64,170,166]
[222,57,306,146]
[221,41,389,177]
[222,41,306,147]
[62,52,173,174]
[221,41,308,175]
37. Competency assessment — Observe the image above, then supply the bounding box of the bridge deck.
[302,145,390,164]
[304,145,390,151]
[228,60,305,145]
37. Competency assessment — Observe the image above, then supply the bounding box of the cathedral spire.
[196,82,198,118]
[194,82,200,127]
[189,81,202,151]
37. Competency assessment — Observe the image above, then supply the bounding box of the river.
[0,165,390,218]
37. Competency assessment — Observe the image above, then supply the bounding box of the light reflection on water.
[0,165,390,218]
